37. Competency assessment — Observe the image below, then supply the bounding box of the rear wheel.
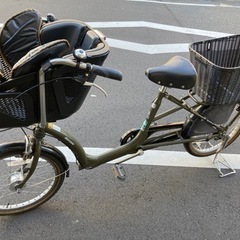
[184,105,240,157]
[0,144,66,215]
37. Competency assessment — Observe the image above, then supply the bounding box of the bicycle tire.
[0,143,66,215]
[184,106,240,157]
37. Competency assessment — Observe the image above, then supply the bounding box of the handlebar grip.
[90,64,123,81]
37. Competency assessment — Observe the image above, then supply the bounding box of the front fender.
[0,141,70,177]
[42,144,70,177]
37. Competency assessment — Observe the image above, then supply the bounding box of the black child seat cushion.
[11,39,70,78]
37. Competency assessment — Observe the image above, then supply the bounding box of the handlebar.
[90,64,122,81]
[49,58,122,81]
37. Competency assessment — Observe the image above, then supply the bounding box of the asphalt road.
[1,1,240,240]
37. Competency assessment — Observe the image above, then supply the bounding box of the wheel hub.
[9,171,25,192]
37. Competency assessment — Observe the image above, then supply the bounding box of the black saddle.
[145,56,197,90]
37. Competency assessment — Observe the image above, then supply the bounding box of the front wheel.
[184,105,240,157]
[0,143,66,215]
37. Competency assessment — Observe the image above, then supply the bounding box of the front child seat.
[40,20,88,53]
[0,9,110,128]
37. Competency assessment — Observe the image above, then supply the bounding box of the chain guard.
[120,128,140,145]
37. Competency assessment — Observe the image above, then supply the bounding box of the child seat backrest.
[40,20,101,54]
[40,20,88,54]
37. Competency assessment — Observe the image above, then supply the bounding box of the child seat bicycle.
[0,9,240,216]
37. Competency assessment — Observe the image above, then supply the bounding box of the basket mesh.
[190,35,240,105]
[0,97,26,121]
[0,55,11,79]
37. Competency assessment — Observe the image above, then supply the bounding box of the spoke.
[0,191,17,200]
[0,183,12,191]
[195,140,216,151]
[0,170,66,207]
[24,171,65,189]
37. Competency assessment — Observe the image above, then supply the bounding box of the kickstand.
[213,135,236,178]
[213,154,236,178]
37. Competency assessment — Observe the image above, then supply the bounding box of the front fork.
[14,126,45,190]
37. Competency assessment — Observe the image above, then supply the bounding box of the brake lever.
[84,82,108,97]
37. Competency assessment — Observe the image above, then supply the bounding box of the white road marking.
[88,21,229,38]
[88,21,230,54]
[126,0,240,8]
[107,39,189,54]
[57,147,240,169]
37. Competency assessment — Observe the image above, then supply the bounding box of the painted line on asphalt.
[88,21,229,38]
[57,147,240,169]
[88,21,230,54]
[107,39,189,54]
[126,0,240,8]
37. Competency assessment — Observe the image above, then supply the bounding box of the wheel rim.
[0,153,60,211]
[189,138,222,155]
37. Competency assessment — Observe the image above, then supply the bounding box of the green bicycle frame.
[36,59,225,170]
[45,86,166,169]
[44,87,225,169]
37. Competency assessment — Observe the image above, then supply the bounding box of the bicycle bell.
[73,49,87,60]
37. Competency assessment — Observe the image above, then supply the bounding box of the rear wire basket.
[189,34,240,105]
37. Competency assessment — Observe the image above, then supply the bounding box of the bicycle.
[0,9,240,215]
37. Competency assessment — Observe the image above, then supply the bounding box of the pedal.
[112,164,127,181]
